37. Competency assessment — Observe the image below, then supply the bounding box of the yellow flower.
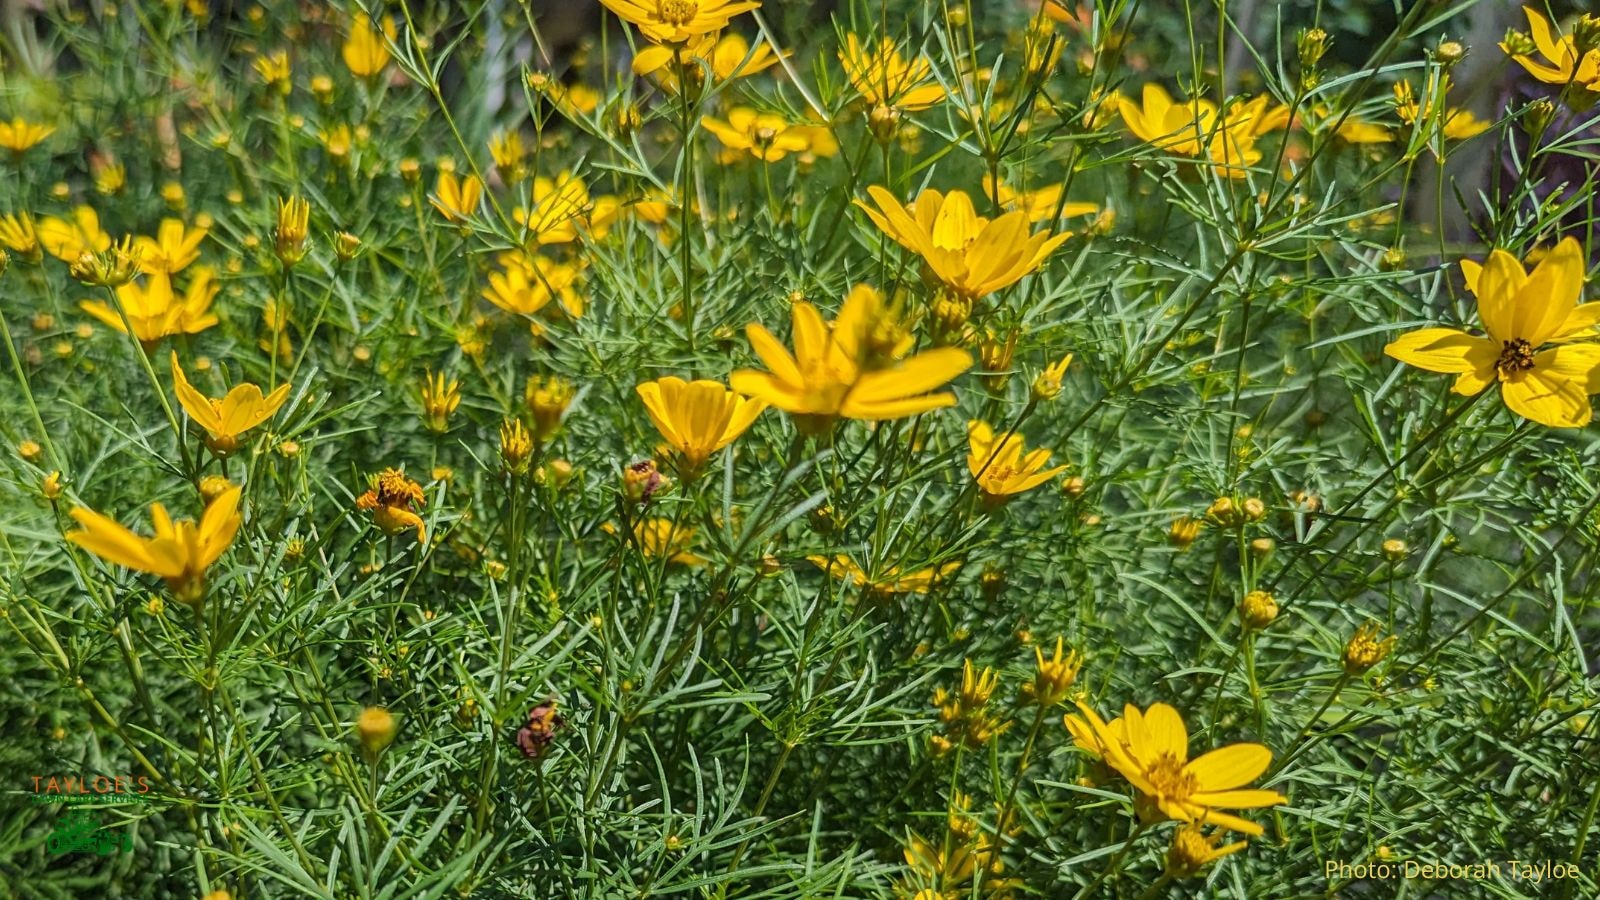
[1117,84,1270,178]
[1072,700,1286,835]
[966,420,1068,501]
[701,107,813,162]
[80,269,220,346]
[355,468,427,542]
[38,206,111,262]
[597,0,759,45]
[343,13,396,79]
[67,486,243,604]
[514,172,591,245]
[0,117,54,154]
[1031,353,1073,401]
[636,376,765,472]
[134,218,208,275]
[526,375,576,441]
[500,417,535,475]
[0,212,40,262]
[254,50,292,94]
[729,294,972,430]
[171,352,291,456]
[431,169,484,223]
[1022,636,1082,707]
[808,554,959,596]
[856,186,1070,300]
[1503,7,1600,90]
[981,174,1099,224]
[838,35,945,112]
[1342,622,1396,674]
[1165,824,1248,878]
[607,518,704,564]
[275,195,310,265]
[1384,237,1600,427]
[419,370,461,433]
[633,32,781,92]
[489,129,527,182]
[483,252,585,318]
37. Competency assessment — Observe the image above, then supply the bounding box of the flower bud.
[1239,590,1278,630]
[1297,27,1330,70]
[356,707,397,757]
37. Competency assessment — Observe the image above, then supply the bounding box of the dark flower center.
[1497,338,1536,377]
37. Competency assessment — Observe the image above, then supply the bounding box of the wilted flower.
[1166,824,1248,878]
[355,468,427,542]
[515,702,566,759]
[1343,622,1396,674]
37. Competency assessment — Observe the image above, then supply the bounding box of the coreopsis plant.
[635,376,765,473]
[133,218,208,275]
[1384,237,1600,427]
[967,420,1069,502]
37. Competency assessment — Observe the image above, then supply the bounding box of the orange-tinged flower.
[857,186,1070,300]
[343,13,396,78]
[598,0,759,45]
[134,218,208,274]
[1073,700,1286,836]
[38,206,112,262]
[636,376,765,472]
[729,295,972,429]
[967,420,1068,501]
[839,35,945,112]
[356,468,427,542]
[1384,237,1600,428]
[67,487,243,604]
[171,353,291,456]
[79,268,220,346]
[0,118,54,154]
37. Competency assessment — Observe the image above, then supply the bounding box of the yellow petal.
[1185,743,1272,792]
[1383,328,1496,379]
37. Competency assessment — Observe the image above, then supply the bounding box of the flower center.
[657,0,698,26]
[754,126,777,145]
[1497,338,1536,378]
[1146,752,1196,803]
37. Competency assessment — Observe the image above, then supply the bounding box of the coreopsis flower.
[1117,84,1274,178]
[80,269,220,346]
[526,375,576,441]
[335,231,363,263]
[274,195,311,266]
[319,124,355,162]
[701,107,813,162]
[967,420,1068,503]
[38,206,111,262]
[488,130,527,183]
[608,518,703,564]
[1503,7,1600,94]
[1165,824,1248,878]
[1238,590,1278,630]
[134,218,208,275]
[1342,622,1396,674]
[900,829,1011,899]
[419,370,461,433]
[930,660,1013,755]
[1031,353,1073,401]
[515,702,566,760]
[356,707,398,757]
[1071,700,1286,835]
[729,295,972,430]
[254,50,292,94]
[1384,238,1600,427]
[857,186,1070,300]
[1392,79,1491,142]
[596,0,758,45]
[483,252,584,318]
[839,35,945,113]
[1063,706,1125,758]
[808,554,959,597]
[355,468,428,542]
[636,377,765,473]
[0,117,53,155]
[67,486,243,605]
[431,169,483,223]
[171,353,291,456]
[632,31,780,93]
[0,212,41,262]
[982,174,1099,224]
[343,13,396,79]
[500,418,535,475]
[515,172,590,245]
[1021,636,1082,707]
[621,458,671,504]
[68,235,142,288]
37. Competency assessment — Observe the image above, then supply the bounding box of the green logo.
[46,810,131,856]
